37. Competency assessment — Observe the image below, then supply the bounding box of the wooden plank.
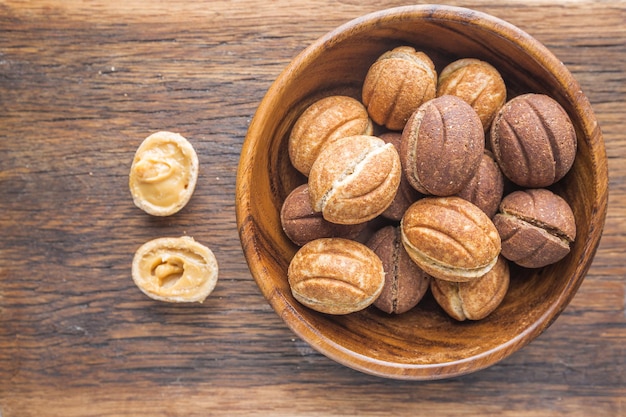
[1,1,624,416]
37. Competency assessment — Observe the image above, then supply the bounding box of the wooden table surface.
[1,1,624,415]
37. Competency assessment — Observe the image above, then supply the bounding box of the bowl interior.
[236,5,608,380]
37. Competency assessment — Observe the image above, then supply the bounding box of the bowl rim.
[236,4,609,380]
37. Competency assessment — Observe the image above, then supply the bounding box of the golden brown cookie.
[362,46,437,130]
[431,255,509,321]
[308,135,401,225]
[287,238,385,315]
[401,196,501,282]
[288,95,373,176]
[437,58,507,130]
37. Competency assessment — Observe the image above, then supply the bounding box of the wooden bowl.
[235,5,608,380]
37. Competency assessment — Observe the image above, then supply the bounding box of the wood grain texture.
[0,0,624,416]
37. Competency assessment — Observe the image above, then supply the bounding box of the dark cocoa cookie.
[493,188,576,268]
[280,184,367,246]
[456,150,504,219]
[489,93,577,187]
[366,225,431,314]
[400,95,485,196]
[379,132,424,221]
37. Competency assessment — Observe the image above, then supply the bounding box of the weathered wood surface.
[0,1,624,415]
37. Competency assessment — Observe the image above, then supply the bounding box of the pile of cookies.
[281,46,578,320]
